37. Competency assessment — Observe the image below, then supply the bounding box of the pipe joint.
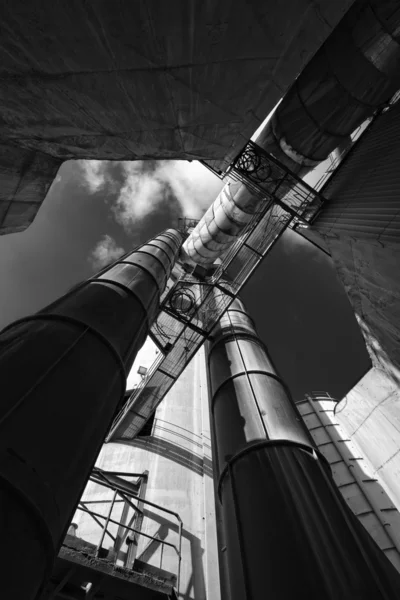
[217,438,328,501]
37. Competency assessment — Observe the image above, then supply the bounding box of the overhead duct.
[182,180,265,266]
[184,0,400,267]
[257,0,400,176]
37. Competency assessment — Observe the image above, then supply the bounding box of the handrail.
[76,504,180,555]
[67,469,183,594]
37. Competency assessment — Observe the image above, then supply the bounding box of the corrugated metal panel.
[298,394,400,572]
[314,100,400,241]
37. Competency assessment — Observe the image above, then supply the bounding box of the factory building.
[1,1,400,599]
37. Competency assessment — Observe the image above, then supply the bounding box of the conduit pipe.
[184,0,400,267]
[182,179,266,266]
[258,0,400,176]
[207,298,400,600]
[0,228,182,600]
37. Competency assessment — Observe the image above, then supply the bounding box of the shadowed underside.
[0,0,354,233]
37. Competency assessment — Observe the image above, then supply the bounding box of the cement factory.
[1,1,400,598]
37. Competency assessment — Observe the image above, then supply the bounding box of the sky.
[0,159,224,330]
[241,228,370,402]
[0,155,370,402]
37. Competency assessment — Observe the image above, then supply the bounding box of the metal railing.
[67,468,183,594]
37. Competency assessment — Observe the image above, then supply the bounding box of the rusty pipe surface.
[207,298,400,600]
[0,228,182,600]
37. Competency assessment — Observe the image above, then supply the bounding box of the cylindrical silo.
[207,298,400,599]
[0,229,182,599]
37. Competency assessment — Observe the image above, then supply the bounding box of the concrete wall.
[298,394,400,571]
[335,367,400,511]
[72,347,220,600]
[320,234,400,384]
[313,100,400,380]
[0,0,354,234]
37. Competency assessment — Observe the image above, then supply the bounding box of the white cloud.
[89,234,125,270]
[112,162,167,229]
[79,158,225,234]
[79,160,109,193]
[112,160,224,231]
[160,161,224,217]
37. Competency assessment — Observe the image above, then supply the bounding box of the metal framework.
[71,468,183,594]
[107,143,325,442]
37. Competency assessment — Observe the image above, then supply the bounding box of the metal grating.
[107,144,324,442]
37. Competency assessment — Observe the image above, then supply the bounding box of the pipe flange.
[217,439,330,501]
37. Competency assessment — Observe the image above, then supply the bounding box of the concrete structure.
[298,393,400,572]
[2,1,400,598]
[0,0,354,234]
[333,370,400,511]
[313,98,400,383]
[71,348,220,600]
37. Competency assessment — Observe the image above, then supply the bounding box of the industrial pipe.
[184,0,400,267]
[0,228,182,600]
[258,0,400,176]
[207,298,400,599]
[183,181,265,266]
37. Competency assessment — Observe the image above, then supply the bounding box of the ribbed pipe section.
[184,1,400,266]
[0,228,182,600]
[207,299,400,600]
[257,0,400,175]
[314,99,400,241]
[182,180,265,266]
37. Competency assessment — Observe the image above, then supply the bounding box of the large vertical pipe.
[0,229,182,600]
[207,299,400,599]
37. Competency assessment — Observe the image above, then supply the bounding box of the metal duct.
[257,0,400,175]
[184,0,400,267]
[0,228,182,600]
[207,299,400,600]
[182,180,264,266]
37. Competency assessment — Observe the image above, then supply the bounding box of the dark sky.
[242,229,371,402]
[0,160,370,402]
[0,159,223,329]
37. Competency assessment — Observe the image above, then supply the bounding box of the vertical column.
[0,229,182,600]
[207,298,400,599]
